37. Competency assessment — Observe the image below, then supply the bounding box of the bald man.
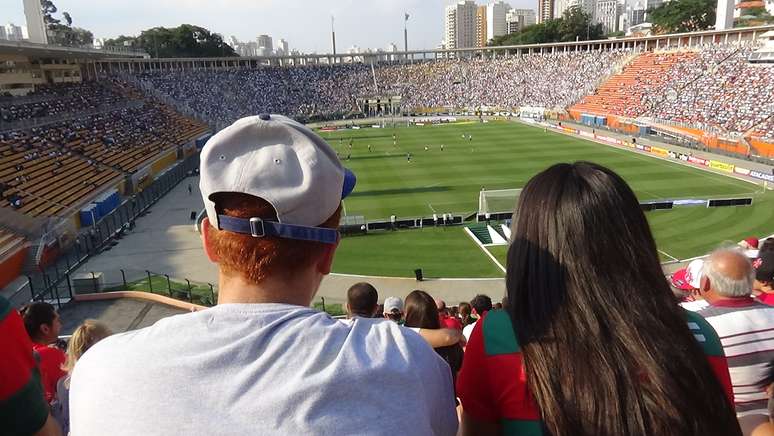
[696,248,774,433]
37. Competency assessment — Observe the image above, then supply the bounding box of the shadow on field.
[349,186,450,197]
[345,154,405,161]
[323,134,393,141]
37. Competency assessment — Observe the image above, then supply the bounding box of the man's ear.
[316,240,339,275]
[201,217,220,264]
[700,275,711,293]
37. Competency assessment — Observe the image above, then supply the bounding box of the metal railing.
[8,153,200,309]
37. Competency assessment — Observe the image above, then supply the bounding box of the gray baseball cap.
[383,296,404,313]
[200,114,356,244]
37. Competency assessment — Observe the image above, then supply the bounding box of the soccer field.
[321,121,774,278]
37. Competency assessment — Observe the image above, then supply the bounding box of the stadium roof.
[0,40,148,59]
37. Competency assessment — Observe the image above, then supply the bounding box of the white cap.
[199,114,355,243]
[383,296,404,313]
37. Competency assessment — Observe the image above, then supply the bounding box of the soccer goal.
[478,188,522,219]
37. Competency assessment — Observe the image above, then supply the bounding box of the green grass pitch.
[321,121,773,278]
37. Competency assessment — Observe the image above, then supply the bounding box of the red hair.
[208,193,341,284]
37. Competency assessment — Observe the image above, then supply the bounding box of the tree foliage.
[489,6,604,46]
[103,25,237,58]
[647,0,716,33]
[40,0,93,47]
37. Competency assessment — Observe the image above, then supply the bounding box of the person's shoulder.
[350,318,431,353]
[479,309,520,355]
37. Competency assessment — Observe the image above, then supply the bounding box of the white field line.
[464,227,507,273]
[428,203,437,213]
[658,249,679,262]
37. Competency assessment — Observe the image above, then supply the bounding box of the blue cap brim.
[342,168,356,199]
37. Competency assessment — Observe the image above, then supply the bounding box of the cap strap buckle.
[249,217,265,238]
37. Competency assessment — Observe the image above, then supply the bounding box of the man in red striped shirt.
[696,249,774,433]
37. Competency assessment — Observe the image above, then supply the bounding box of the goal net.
[478,188,522,216]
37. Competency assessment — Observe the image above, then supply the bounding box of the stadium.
[3,1,774,434]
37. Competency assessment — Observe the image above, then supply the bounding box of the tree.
[104,25,237,58]
[40,0,92,47]
[489,6,602,46]
[559,6,604,41]
[647,0,715,33]
[40,0,59,25]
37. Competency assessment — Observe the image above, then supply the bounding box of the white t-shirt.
[463,320,477,342]
[70,303,457,436]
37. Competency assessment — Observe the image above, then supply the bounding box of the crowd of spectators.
[0,82,126,125]
[135,43,774,140]
[644,44,774,135]
[0,80,207,217]
[374,51,629,110]
[138,65,373,127]
[136,50,629,128]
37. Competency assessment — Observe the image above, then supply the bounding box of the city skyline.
[5,0,537,54]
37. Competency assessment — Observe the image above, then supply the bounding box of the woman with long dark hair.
[404,290,464,389]
[457,162,740,436]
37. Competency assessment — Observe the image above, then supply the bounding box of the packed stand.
[137,65,373,127]
[375,50,629,110]
[644,44,774,136]
[136,50,629,128]
[0,81,208,217]
[0,81,126,125]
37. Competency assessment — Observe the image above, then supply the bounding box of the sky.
[3,0,535,53]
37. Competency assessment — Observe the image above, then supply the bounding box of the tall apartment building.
[476,6,487,47]
[537,0,555,23]
[506,9,537,34]
[554,0,597,20]
[595,0,620,34]
[277,38,289,56]
[4,23,24,41]
[257,34,273,55]
[486,1,512,41]
[444,0,477,49]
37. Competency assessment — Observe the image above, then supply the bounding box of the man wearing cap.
[671,259,709,312]
[383,296,404,323]
[69,115,458,436]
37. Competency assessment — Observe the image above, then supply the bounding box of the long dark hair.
[405,290,464,377]
[507,162,740,436]
[404,290,441,330]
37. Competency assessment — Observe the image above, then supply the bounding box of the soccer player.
[424,145,429,151]
[368,144,372,152]
[407,152,412,163]
[440,144,444,151]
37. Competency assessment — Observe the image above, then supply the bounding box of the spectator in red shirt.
[0,296,61,436]
[435,298,462,330]
[21,302,66,404]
